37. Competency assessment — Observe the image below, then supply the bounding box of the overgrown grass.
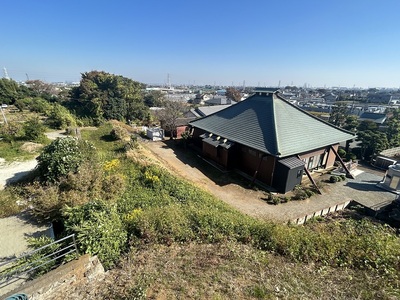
[80,123,126,160]
[0,140,39,162]
[116,162,400,278]
[3,122,400,298]
[0,187,25,218]
[62,243,400,300]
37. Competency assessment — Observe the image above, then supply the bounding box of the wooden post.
[297,155,322,194]
[330,145,355,179]
[251,154,265,185]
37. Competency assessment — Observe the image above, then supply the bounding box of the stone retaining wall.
[3,255,104,300]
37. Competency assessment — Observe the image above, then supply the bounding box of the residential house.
[204,96,236,106]
[189,89,354,193]
[323,93,338,103]
[189,105,234,118]
[358,112,387,125]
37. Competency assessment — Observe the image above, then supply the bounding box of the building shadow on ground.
[158,139,266,191]
[344,181,382,192]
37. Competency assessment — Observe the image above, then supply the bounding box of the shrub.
[27,182,63,221]
[23,116,46,142]
[28,160,126,221]
[0,122,23,142]
[63,201,127,269]
[0,187,24,217]
[29,97,52,115]
[338,148,346,158]
[110,124,130,141]
[293,185,308,200]
[23,236,61,278]
[36,137,96,183]
[46,103,76,129]
[346,152,357,161]
[329,175,339,183]
[304,188,315,197]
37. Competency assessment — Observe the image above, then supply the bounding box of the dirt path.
[0,130,66,262]
[0,131,67,190]
[0,160,37,190]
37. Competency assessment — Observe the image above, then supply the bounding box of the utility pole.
[0,106,8,125]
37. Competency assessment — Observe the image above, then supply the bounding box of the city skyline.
[2,0,400,88]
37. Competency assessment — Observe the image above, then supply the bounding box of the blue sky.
[2,0,400,88]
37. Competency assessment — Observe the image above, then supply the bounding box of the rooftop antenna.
[3,67,10,80]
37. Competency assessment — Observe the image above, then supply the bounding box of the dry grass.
[1,107,40,123]
[20,142,44,153]
[62,242,399,300]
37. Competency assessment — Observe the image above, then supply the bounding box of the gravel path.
[0,130,66,263]
[143,140,396,222]
[0,159,37,190]
[0,130,66,190]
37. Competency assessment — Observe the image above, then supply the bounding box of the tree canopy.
[69,71,147,124]
[0,78,32,105]
[156,99,187,138]
[225,87,242,102]
[328,102,348,127]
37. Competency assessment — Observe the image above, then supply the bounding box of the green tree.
[23,116,46,142]
[144,90,165,107]
[328,102,348,127]
[29,97,53,115]
[343,115,359,132]
[36,137,96,183]
[46,103,76,129]
[386,118,400,147]
[0,78,33,105]
[356,120,386,160]
[69,71,146,123]
[357,120,378,132]
[357,130,389,160]
[343,115,359,152]
[0,78,20,104]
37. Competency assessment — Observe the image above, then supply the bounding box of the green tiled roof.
[189,91,354,157]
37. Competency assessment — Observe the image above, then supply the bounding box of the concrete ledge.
[3,255,104,300]
[293,200,351,225]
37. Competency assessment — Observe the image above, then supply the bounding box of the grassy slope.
[4,123,397,299]
[72,125,400,299]
[63,242,398,300]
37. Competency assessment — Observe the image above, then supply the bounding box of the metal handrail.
[0,234,79,288]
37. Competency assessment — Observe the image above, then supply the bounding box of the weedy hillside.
[1,122,399,299]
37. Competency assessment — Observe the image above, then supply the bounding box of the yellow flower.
[103,159,120,172]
